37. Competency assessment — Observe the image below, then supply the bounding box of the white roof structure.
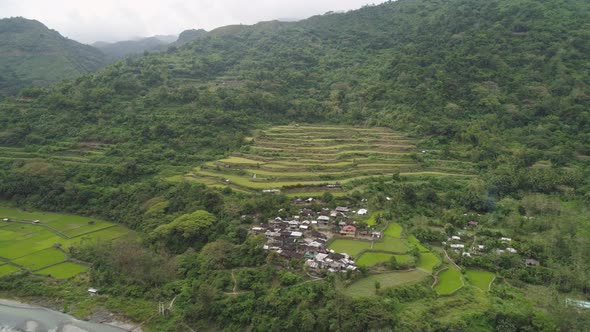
[315,253,329,261]
[290,231,303,237]
[450,244,464,249]
[357,209,368,215]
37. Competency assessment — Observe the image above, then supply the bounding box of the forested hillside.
[93,35,177,59]
[0,0,589,330]
[0,17,108,97]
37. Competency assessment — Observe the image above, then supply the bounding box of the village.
[251,201,377,274]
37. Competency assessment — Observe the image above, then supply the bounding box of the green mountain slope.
[0,1,589,330]
[2,0,588,167]
[0,17,108,97]
[93,35,177,59]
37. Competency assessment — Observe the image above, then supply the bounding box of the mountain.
[0,17,108,97]
[3,0,587,165]
[175,29,207,44]
[93,34,178,59]
[0,1,589,330]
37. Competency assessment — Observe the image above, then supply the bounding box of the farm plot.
[328,236,409,258]
[466,270,495,291]
[328,239,372,257]
[356,253,412,267]
[36,262,89,279]
[0,206,130,277]
[13,248,67,271]
[384,223,402,238]
[0,264,20,277]
[182,125,475,196]
[434,267,464,295]
[343,270,429,298]
[408,235,429,252]
[417,252,441,273]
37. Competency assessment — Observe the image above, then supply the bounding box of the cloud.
[0,0,383,43]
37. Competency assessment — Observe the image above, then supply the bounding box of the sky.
[1,0,384,44]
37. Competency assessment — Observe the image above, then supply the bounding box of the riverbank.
[0,298,143,332]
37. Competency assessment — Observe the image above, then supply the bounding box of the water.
[0,300,128,332]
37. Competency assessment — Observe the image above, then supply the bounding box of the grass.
[12,248,67,271]
[466,269,495,291]
[373,236,409,253]
[356,252,412,267]
[408,235,429,252]
[0,206,111,236]
[0,205,129,278]
[343,270,429,298]
[36,262,89,279]
[434,267,464,295]
[328,239,372,257]
[417,252,441,273]
[329,236,409,257]
[384,223,402,238]
[365,211,382,226]
[0,264,20,276]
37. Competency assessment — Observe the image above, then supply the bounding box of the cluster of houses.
[444,221,520,258]
[444,223,542,266]
[252,205,371,273]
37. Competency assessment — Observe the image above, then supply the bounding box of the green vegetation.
[343,270,429,298]
[327,239,372,257]
[0,264,20,277]
[384,223,402,238]
[12,248,66,271]
[417,253,441,273]
[365,211,382,226]
[0,0,588,330]
[434,267,464,295]
[187,125,473,196]
[0,18,107,97]
[356,253,412,267]
[36,262,89,279]
[407,235,428,252]
[466,269,496,291]
[0,206,129,275]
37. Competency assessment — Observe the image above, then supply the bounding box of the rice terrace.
[0,206,129,279]
[183,125,475,196]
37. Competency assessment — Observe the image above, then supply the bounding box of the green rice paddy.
[328,236,409,258]
[434,267,464,295]
[0,205,130,278]
[12,248,67,270]
[343,270,429,298]
[384,223,402,238]
[408,235,429,252]
[466,269,495,291]
[36,262,89,279]
[417,252,441,273]
[356,253,412,267]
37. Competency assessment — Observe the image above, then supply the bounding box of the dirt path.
[443,249,461,270]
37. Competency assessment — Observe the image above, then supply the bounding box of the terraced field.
[0,206,130,278]
[182,125,475,195]
[0,143,114,167]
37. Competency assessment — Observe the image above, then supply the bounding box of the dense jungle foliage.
[0,0,589,330]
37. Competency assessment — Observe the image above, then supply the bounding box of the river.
[0,300,129,332]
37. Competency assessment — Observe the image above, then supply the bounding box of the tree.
[374,280,381,294]
[152,210,217,252]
